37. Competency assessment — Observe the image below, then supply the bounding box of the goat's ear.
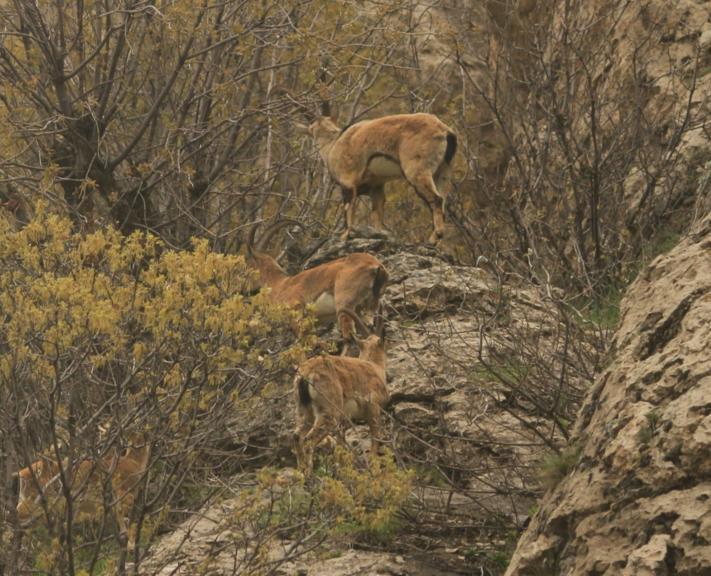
[328,107,338,123]
[373,303,386,340]
[294,122,310,135]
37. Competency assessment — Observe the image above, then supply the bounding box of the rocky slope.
[501,0,711,573]
[505,213,711,575]
[139,0,711,573]
[140,234,585,575]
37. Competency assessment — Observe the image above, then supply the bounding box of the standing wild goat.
[298,112,457,244]
[14,436,150,551]
[293,308,388,473]
[246,220,388,349]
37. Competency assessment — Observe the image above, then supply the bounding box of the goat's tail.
[372,265,389,302]
[444,132,457,165]
[297,376,312,407]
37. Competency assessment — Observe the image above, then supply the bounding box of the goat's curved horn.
[273,86,316,122]
[320,89,331,117]
[256,219,304,253]
[318,58,332,117]
[246,220,262,257]
[338,308,370,338]
[373,304,386,339]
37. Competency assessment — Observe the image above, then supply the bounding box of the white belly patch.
[313,292,336,318]
[366,156,402,180]
[343,397,363,419]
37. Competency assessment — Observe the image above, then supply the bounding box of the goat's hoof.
[428,228,446,245]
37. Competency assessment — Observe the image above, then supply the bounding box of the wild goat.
[246,219,388,350]
[296,109,457,244]
[293,308,388,473]
[14,436,150,551]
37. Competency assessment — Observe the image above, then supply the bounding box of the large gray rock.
[505,214,711,576]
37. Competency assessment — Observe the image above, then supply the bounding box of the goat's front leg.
[336,312,357,356]
[366,405,385,456]
[113,499,132,555]
[369,185,387,232]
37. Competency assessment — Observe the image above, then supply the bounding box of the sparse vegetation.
[637,409,662,445]
[0,0,707,574]
[318,447,414,546]
[583,287,624,331]
[539,445,583,490]
[0,211,316,573]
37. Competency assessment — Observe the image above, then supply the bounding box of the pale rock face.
[505,213,711,575]
[502,0,711,571]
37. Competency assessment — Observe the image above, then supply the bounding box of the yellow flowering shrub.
[0,209,316,573]
[192,453,414,575]
[318,447,414,545]
[0,210,411,573]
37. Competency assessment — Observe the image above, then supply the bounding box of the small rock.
[699,29,711,50]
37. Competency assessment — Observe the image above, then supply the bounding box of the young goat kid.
[293,309,388,473]
[14,436,150,551]
[247,220,388,350]
[299,112,457,244]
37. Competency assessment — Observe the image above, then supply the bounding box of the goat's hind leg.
[434,160,453,217]
[336,311,356,356]
[365,405,386,457]
[407,172,446,245]
[293,403,315,472]
[301,414,337,474]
